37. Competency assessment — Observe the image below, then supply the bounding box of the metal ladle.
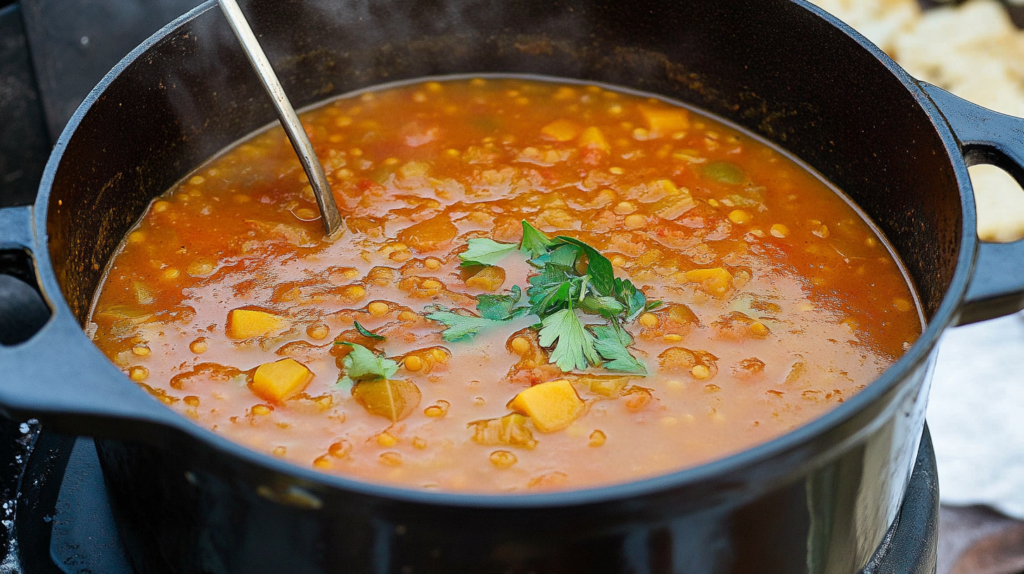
[217,0,345,238]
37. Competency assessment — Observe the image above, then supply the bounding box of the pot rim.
[31,0,976,508]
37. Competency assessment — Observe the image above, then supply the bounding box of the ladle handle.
[923,84,1024,326]
[217,0,345,238]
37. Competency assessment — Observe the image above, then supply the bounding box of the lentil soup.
[87,76,922,492]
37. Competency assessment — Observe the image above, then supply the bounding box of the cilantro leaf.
[538,308,599,372]
[553,236,615,296]
[594,338,647,374]
[460,238,517,267]
[614,277,653,322]
[353,320,385,341]
[589,323,633,347]
[426,307,502,342]
[579,295,626,318]
[591,323,646,374]
[477,285,528,321]
[547,244,581,269]
[442,220,661,376]
[530,279,575,317]
[520,220,555,259]
[527,266,570,313]
[340,343,399,382]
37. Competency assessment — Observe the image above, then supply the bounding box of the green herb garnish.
[336,342,399,388]
[550,235,615,296]
[426,220,661,375]
[591,324,647,374]
[426,285,532,343]
[476,285,531,321]
[424,308,507,342]
[520,220,556,258]
[538,308,599,372]
[459,238,517,267]
[353,320,385,341]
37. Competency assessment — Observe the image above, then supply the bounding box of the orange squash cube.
[540,119,580,142]
[226,308,287,339]
[577,126,610,152]
[508,379,585,433]
[638,105,690,135]
[251,358,314,403]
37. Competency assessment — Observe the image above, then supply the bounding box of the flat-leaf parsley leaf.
[538,308,599,372]
[591,324,647,374]
[459,238,517,267]
[426,307,505,342]
[520,220,555,259]
[476,285,530,321]
[337,342,399,388]
[431,220,660,375]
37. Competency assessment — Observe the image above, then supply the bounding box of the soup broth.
[87,77,922,492]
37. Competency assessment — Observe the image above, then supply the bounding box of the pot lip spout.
[24,0,980,507]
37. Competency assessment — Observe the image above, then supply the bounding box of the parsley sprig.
[425,286,531,342]
[426,221,660,375]
[335,342,399,388]
[459,238,518,267]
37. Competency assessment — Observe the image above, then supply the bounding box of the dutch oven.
[1,0,1024,572]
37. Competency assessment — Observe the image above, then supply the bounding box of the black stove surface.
[14,433,133,574]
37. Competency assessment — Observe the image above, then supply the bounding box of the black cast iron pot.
[2,0,1024,572]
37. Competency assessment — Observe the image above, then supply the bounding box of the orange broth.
[87,77,922,492]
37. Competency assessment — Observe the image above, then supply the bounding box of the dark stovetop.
[11,432,134,573]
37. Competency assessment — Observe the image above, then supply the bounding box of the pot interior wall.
[45,0,962,323]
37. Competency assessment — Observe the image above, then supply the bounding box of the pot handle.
[0,205,187,444]
[922,84,1024,326]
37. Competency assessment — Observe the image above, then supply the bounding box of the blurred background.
[811,0,1024,243]
[1,0,1024,573]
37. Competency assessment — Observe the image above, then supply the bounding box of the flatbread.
[810,0,1024,241]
